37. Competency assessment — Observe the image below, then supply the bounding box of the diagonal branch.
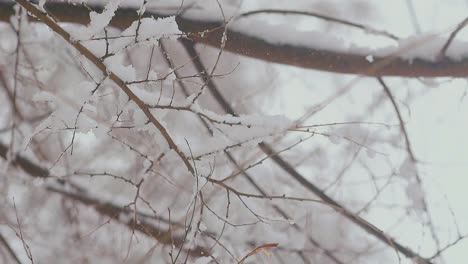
[45,185,207,256]
[176,40,345,264]
[0,232,22,264]
[377,77,416,161]
[259,142,431,263]
[377,77,442,254]
[224,152,346,264]
[437,16,468,60]
[178,38,433,263]
[0,141,208,257]
[13,0,194,174]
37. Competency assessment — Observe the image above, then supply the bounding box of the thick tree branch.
[1,1,468,77]
[0,142,49,178]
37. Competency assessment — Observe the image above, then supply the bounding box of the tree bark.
[1,1,467,77]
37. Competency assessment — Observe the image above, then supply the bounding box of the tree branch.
[0,141,208,257]
[177,38,431,262]
[1,1,468,77]
[45,185,207,257]
[12,0,194,174]
[0,232,22,264]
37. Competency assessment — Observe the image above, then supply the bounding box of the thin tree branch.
[178,37,432,263]
[259,142,431,263]
[175,39,345,264]
[377,78,416,161]
[437,16,468,60]
[179,38,237,116]
[13,0,195,175]
[0,141,209,257]
[377,77,442,254]
[178,34,432,264]
[224,153,346,264]
[45,185,207,257]
[0,232,22,264]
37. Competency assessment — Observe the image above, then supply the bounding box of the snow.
[70,0,124,41]
[189,103,291,131]
[38,0,46,12]
[366,148,376,159]
[181,3,238,23]
[376,33,468,62]
[182,7,468,62]
[3,1,468,263]
[110,16,181,52]
[128,86,162,105]
[104,54,137,82]
[366,55,374,63]
[327,134,342,145]
[230,22,468,62]
[194,257,212,264]
[135,16,181,41]
[199,221,207,232]
[406,180,425,212]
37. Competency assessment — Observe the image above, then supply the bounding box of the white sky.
[231,0,468,263]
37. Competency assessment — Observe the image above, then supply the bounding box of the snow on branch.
[2,1,468,77]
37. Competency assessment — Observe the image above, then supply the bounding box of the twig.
[12,200,34,264]
[0,232,22,264]
[259,142,431,263]
[14,0,195,175]
[437,16,468,60]
[377,77,442,256]
[238,243,279,264]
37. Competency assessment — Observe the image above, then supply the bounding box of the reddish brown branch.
[238,243,279,264]
[1,2,468,77]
